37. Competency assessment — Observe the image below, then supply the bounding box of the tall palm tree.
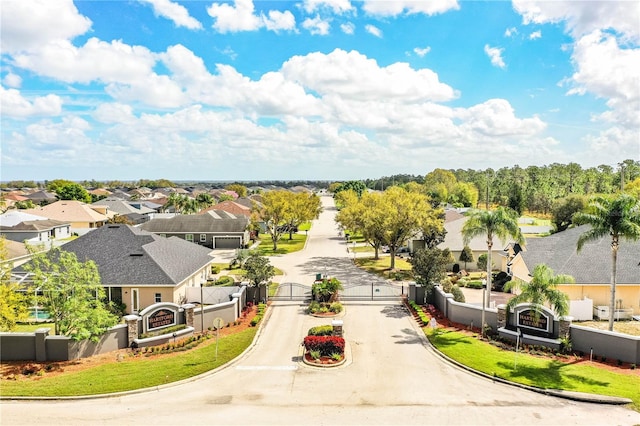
[505,264,571,318]
[574,194,640,331]
[462,207,524,334]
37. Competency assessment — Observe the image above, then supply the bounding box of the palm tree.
[505,264,571,318]
[462,207,524,335]
[574,194,640,331]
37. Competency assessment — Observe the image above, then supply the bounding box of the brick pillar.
[559,316,573,339]
[497,304,507,329]
[123,315,140,348]
[182,304,195,328]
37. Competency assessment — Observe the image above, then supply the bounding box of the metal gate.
[270,282,312,301]
[339,282,405,301]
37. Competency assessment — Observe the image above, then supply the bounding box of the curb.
[404,309,632,406]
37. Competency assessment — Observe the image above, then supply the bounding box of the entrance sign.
[516,308,552,334]
[147,308,177,331]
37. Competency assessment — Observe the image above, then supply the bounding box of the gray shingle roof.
[140,210,248,234]
[520,225,640,284]
[55,225,213,286]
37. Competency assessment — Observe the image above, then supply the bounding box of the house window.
[155,293,161,303]
[200,234,206,242]
[186,234,193,242]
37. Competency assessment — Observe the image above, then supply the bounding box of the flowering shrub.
[303,335,345,356]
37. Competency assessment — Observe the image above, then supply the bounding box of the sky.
[1,0,638,182]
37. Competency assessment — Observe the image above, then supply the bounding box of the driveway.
[2,195,639,425]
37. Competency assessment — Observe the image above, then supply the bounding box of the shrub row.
[303,335,345,356]
[250,303,266,326]
[408,301,429,325]
[308,325,334,336]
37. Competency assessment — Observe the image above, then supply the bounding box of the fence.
[420,284,640,364]
[1,285,249,361]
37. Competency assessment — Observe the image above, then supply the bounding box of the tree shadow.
[380,305,408,319]
[392,327,423,345]
[299,256,388,287]
[496,359,611,390]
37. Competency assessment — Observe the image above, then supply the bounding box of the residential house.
[0,211,71,246]
[24,190,57,206]
[508,225,640,316]
[23,200,109,235]
[201,200,252,218]
[12,224,215,314]
[140,210,250,249]
[92,197,154,225]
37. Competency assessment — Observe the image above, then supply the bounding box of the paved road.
[2,196,639,426]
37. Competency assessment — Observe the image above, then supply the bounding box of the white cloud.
[504,27,518,37]
[138,0,202,30]
[513,0,640,41]
[25,116,91,151]
[207,0,262,33]
[93,103,136,124]
[263,10,296,32]
[457,98,546,138]
[362,0,459,17]
[484,44,506,69]
[302,16,331,35]
[303,0,353,14]
[3,73,22,88]
[12,38,156,85]
[414,46,431,57]
[0,86,62,117]
[529,30,542,40]
[0,0,92,53]
[365,24,383,38]
[568,31,640,127]
[281,49,458,103]
[207,0,296,33]
[341,22,355,35]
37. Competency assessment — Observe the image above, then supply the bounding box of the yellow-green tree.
[380,187,439,270]
[0,237,29,331]
[225,184,248,198]
[23,247,118,340]
[252,190,292,251]
[283,192,322,240]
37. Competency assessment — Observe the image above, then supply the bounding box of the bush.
[308,325,334,336]
[329,302,343,313]
[451,285,465,303]
[303,335,345,356]
[466,280,484,289]
[216,275,235,286]
[441,278,453,293]
[211,265,220,274]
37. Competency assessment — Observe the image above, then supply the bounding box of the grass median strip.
[427,328,640,411]
[1,328,257,397]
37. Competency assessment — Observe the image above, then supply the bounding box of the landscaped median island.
[302,326,345,367]
[0,314,260,398]
[405,302,640,412]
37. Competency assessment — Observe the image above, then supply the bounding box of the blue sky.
[1,0,638,182]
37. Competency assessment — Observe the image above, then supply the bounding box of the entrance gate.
[339,282,405,302]
[270,282,312,301]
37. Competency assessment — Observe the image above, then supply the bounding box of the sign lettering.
[516,309,551,333]
[148,309,176,330]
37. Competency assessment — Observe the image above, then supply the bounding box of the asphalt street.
[2,196,639,426]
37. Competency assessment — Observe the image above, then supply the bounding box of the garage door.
[215,236,242,249]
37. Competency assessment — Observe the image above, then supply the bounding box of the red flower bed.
[303,335,345,356]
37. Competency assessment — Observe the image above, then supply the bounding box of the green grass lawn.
[0,328,257,397]
[427,328,640,411]
[355,256,413,280]
[10,323,56,333]
[257,233,306,255]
